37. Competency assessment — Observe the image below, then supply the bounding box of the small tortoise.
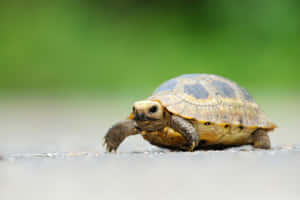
[104,74,276,152]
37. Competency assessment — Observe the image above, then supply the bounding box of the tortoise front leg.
[103,119,139,152]
[170,115,199,151]
[252,128,271,149]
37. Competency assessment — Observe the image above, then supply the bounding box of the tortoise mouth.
[134,113,158,122]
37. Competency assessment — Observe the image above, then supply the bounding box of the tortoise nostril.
[135,112,146,121]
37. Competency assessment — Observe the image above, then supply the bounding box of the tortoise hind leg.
[251,129,271,149]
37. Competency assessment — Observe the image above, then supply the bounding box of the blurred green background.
[1,0,299,98]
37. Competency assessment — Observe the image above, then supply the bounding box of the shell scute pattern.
[239,87,253,102]
[183,83,209,99]
[150,74,275,129]
[211,80,236,99]
[154,78,177,93]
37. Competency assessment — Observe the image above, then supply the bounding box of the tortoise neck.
[135,109,171,132]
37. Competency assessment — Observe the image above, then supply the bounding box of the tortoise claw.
[180,141,196,152]
[103,119,138,153]
[103,136,119,153]
[188,141,196,152]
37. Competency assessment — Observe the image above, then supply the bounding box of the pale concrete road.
[0,96,299,200]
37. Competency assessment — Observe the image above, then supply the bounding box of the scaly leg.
[252,128,271,149]
[170,115,199,151]
[103,119,139,152]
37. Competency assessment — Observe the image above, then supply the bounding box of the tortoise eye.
[149,106,157,113]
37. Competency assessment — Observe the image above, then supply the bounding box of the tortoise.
[103,74,276,152]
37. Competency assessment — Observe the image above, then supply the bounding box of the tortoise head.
[132,100,168,131]
[133,100,163,121]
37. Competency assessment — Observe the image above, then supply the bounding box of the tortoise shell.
[149,74,276,129]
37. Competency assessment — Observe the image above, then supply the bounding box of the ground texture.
[0,97,299,200]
